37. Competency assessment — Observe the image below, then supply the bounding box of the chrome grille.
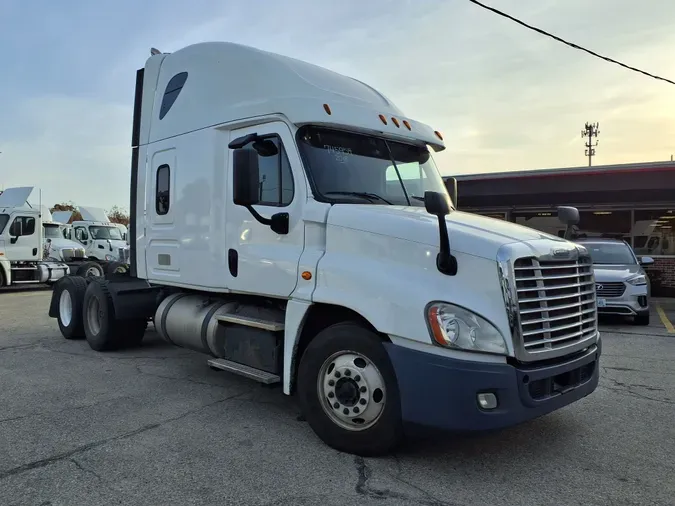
[595,282,625,298]
[514,256,597,356]
[118,247,130,264]
[61,248,85,261]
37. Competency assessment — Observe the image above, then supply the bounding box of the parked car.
[574,238,653,325]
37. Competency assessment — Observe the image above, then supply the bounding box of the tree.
[107,206,130,226]
[50,202,82,223]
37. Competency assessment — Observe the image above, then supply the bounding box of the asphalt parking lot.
[1,289,674,506]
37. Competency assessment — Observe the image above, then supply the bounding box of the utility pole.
[581,122,600,166]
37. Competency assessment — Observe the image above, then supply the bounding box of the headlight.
[626,274,647,286]
[426,302,507,354]
[105,254,115,261]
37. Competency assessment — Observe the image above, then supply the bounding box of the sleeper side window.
[159,72,188,120]
[156,164,171,215]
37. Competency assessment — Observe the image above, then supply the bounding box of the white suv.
[575,238,653,325]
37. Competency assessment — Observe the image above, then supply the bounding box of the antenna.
[581,122,600,166]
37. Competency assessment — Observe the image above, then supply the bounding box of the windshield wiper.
[410,195,425,202]
[324,192,393,205]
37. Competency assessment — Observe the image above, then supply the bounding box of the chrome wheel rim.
[86,266,101,277]
[59,290,73,326]
[86,296,102,335]
[318,351,386,432]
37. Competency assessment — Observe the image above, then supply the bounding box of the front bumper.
[385,339,601,432]
[596,283,649,316]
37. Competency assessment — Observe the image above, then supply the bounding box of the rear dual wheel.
[82,279,147,351]
[54,276,88,339]
[297,321,403,456]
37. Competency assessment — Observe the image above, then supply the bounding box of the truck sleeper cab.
[48,42,600,456]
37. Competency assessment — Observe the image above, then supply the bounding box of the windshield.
[89,226,123,240]
[297,126,450,207]
[43,225,63,239]
[583,242,637,265]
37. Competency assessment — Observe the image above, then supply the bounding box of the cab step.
[215,314,284,332]
[207,358,281,384]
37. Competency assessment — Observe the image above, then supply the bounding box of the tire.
[82,278,124,351]
[634,313,650,326]
[54,276,88,339]
[297,321,403,457]
[76,261,104,278]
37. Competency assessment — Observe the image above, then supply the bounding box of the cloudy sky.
[1,0,674,210]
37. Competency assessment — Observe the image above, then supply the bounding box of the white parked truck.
[48,42,601,456]
[70,206,130,263]
[0,189,108,286]
[0,188,71,287]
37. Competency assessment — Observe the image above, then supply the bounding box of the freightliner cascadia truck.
[48,42,601,456]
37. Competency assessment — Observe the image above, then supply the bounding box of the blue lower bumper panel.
[385,340,601,432]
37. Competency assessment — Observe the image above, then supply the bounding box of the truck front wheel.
[297,321,403,456]
[77,261,104,278]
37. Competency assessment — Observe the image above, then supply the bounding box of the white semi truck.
[69,206,130,264]
[0,189,109,287]
[48,42,601,456]
[0,188,71,287]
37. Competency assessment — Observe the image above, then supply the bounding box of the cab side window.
[9,216,36,236]
[75,227,89,241]
[255,137,294,207]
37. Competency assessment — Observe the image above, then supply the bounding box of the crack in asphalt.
[602,365,675,377]
[0,390,250,482]
[134,364,234,389]
[69,458,104,481]
[0,397,131,425]
[600,379,675,406]
[354,456,457,505]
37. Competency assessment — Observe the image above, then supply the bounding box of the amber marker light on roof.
[391,117,400,128]
[323,103,332,115]
[379,114,387,125]
[402,120,411,130]
[434,130,444,140]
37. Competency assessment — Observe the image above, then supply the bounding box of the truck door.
[225,121,306,297]
[6,214,39,260]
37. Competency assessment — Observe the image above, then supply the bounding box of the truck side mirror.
[424,191,451,217]
[232,148,260,207]
[557,206,580,226]
[557,206,580,240]
[424,191,457,276]
[9,221,20,244]
[445,177,458,208]
[231,145,290,235]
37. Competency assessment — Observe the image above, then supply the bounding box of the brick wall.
[644,257,675,297]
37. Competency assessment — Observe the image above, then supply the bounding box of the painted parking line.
[655,304,675,334]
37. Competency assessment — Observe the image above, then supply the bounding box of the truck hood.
[47,238,84,250]
[326,205,567,260]
[93,239,128,249]
[592,264,642,282]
